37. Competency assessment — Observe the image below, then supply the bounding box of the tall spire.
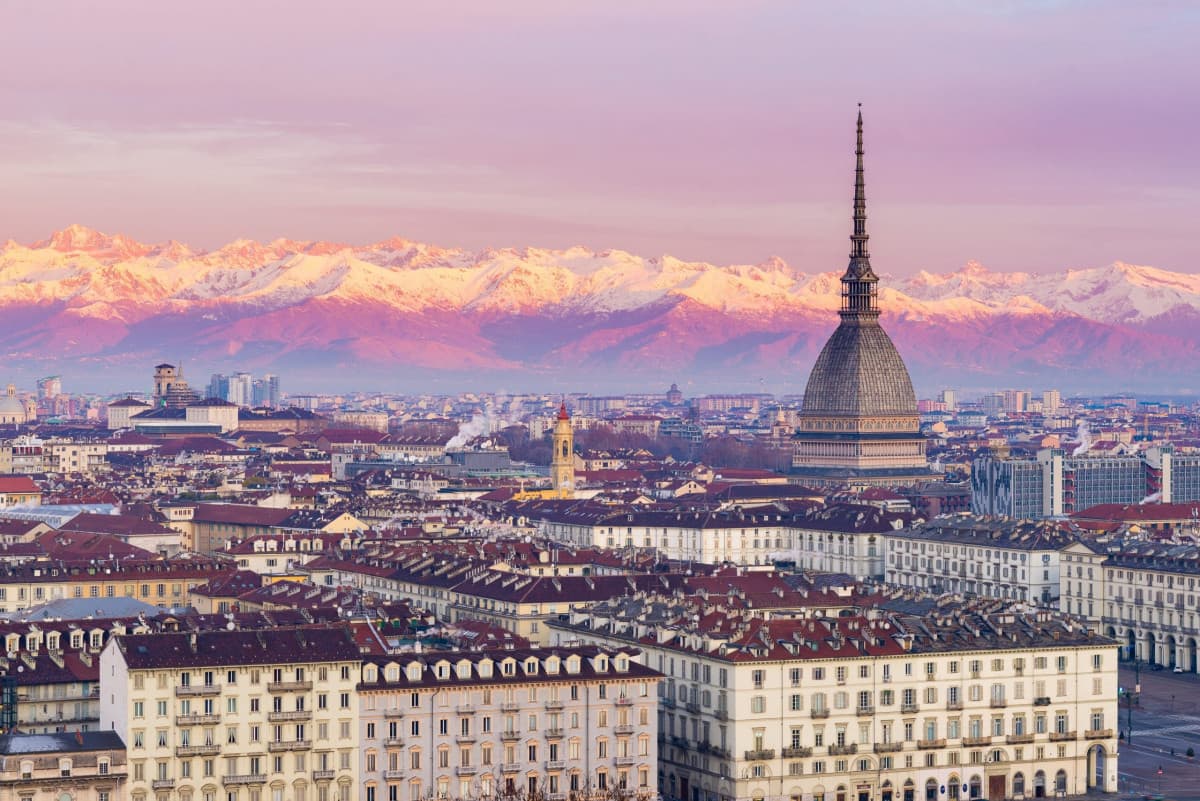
[841,104,880,320]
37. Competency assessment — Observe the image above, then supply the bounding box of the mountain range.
[2,225,1197,394]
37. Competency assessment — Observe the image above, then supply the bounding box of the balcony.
[313,770,336,781]
[457,703,476,714]
[1049,731,1076,742]
[917,739,947,750]
[384,708,405,719]
[501,763,522,773]
[1085,729,1113,740]
[989,699,1007,708]
[224,774,267,786]
[500,730,520,741]
[900,703,919,713]
[500,701,521,712]
[268,739,312,752]
[783,747,813,758]
[152,779,176,790]
[268,710,312,722]
[456,766,479,776]
[384,737,404,748]
[1033,697,1051,706]
[268,680,312,692]
[810,709,830,719]
[659,697,676,709]
[829,744,857,756]
[544,699,564,711]
[873,743,903,754]
[615,756,636,766]
[744,749,775,761]
[962,736,992,747]
[456,735,477,744]
[176,714,220,726]
[713,709,728,721]
[384,770,406,780]
[546,760,566,771]
[710,746,732,759]
[671,736,690,749]
[546,728,564,738]
[176,745,220,757]
[614,724,634,735]
[1006,734,1034,745]
[175,684,221,697]
[616,697,633,706]
[856,706,875,716]
[685,701,701,714]
[945,701,963,711]
[696,741,712,753]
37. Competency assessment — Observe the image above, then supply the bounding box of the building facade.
[356,647,660,801]
[552,596,1119,801]
[100,626,364,801]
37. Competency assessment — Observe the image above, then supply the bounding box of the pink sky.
[1,1,1197,275]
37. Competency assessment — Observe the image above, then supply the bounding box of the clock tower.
[550,401,575,496]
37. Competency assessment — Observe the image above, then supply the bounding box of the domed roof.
[801,319,917,418]
[0,395,23,416]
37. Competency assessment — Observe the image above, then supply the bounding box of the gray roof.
[0,731,125,754]
[6,596,165,622]
[801,318,918,420]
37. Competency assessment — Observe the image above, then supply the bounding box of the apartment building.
[0,556,235,614]
[1059,540,1200,672]
[356,646,661,801]
[551,592,1119,801]
[883,517,1074,606]
[524,505,793,566]
[100,625,364,801]
[790,504,913,579]
[0,731,127,801]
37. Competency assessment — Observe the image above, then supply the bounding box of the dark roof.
[116,625,363,669]
[0,731,125,754]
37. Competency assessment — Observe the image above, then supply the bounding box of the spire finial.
[841,105,879,319]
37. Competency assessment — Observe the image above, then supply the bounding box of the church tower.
[791,108,934,487]
[550,401,575,496]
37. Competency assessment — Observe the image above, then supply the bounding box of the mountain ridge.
[2,226,1197,393]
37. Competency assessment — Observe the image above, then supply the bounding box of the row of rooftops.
[555,587,1108,663]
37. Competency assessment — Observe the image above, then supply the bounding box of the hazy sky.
[2,1,1197,275]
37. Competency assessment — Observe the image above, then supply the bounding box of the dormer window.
[456,661,472,679]
[386,664,400,682]
[364,665,378,682]
[477,661,493,679]
[614,656,628,673]
[545,657,560,675]
[565,657,581,675]
[596,656,608,672]
[20,761,32,779]
[406,663,423,682]
[524,659,539,676]
[501,660,516,676]
[436,662,450,680]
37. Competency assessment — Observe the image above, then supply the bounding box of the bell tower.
[550,401,575,496]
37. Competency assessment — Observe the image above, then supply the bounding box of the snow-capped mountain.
[2,226,1197,392]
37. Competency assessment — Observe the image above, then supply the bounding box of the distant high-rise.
[791,109,934,487]
[208,373,230,401]
[36,375,61,401]
[1042,389,1061,415]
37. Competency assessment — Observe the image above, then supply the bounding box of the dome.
[801,319,917,419]
[0,394,23,417]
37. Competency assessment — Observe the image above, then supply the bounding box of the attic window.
[364,665,378,682]
[502,660,516,676]
[596,656,608,672]
[406,663,422,682]
[457,662,472,679]
[545,657,560,675]
[478,661,493,678]
[386,665,400,682]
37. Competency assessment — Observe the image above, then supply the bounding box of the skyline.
[3,2,1199,276]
